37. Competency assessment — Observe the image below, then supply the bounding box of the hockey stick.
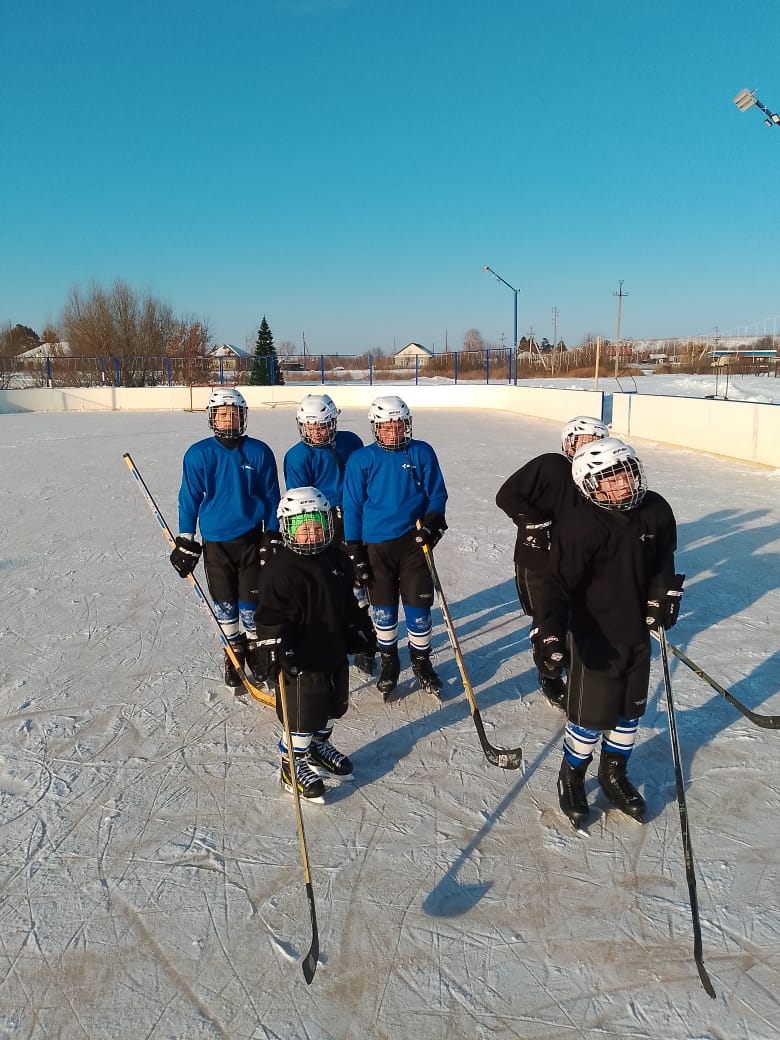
[652,632,779,730]
[659,629,716,999]
[278,671,319,984]
[122,453,274,708]
[417,527,522,769]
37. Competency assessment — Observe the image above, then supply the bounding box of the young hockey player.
[532,437,683,828]
[254,487,377,801]
[495,415,609,708]
[342,395,448,699]
[170,387,281,688]
[283,394,374,676]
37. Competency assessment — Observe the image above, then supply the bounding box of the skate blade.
[279,775,326,804]
[308,763,354,781]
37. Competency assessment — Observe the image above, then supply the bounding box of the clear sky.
[2,0,779,354]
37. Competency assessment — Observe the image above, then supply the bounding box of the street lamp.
[733,88,780,129]
[482,265,520,383]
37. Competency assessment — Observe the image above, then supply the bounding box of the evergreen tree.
[249,316,284,385]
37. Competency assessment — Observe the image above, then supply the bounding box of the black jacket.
[496,452,582,570]
[537,489,678,647]
[255,545,373,672]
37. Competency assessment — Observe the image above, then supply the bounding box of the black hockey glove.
[530,626,569,675]
[646,573,685,632]
[255,628,299,677]
[415,511,448,551]
[520,518,552,553]
[345,541,372,588]
[259,529,284,567]
[170,536,202,578]
[345,610,378,657]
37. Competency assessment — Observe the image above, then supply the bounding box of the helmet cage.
[296,394,339,447]
[368,396,412,451]
[561,415,609,458]
[578,456,646,511]
[277,487,334,555]
[207,388,247,439]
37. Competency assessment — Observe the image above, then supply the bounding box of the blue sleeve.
[283,443,312,492]
[342,450,367,542]
[257,442,282,532]
[415,441,448,516]
[178,442,206,534]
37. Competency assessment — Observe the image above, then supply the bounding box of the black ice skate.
[353,652,377,676]
[224,634,247,689]
[280,752,325,802]
[377,647,401,700]
[557,758,590,829]
[598,752,646,821]
[309,738,353,776]
[410,649,443,697]
[539,670,566,709]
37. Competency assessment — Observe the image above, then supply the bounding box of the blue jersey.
[283,430,363,506]
[342,440,448,544]
[178,436,281,542]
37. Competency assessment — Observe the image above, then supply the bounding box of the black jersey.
[540,489,678,647]
[255,544,365,672]
[496,452,581,570]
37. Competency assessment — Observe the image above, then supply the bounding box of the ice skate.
[539,671,566,709]
[309,738,353,776]
[557,758,590,829]
[377,647,401,700]
[224,634,247,689]
[353,652,377,677]
[280,752,325,803]
[410,649,443,697]
[598,752,646,821]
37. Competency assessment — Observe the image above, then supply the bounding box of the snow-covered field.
[1,388,779,1039]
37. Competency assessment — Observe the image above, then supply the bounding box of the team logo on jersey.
[639,532,654,541]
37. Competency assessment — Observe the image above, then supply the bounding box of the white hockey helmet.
[277,486,334,555]
[368,395,412,450]
[296,394,339,447]
[571,437,647,511]
[206,387,247,439]
[561,415,610,458]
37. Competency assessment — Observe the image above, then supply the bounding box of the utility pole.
[551,306,558,375]
[613,281,628,377]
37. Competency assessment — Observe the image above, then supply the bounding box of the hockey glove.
[646,573,685,632]
[345,610,378,657]
[255,627,299,677]
[530,626,569,675]
[520,518,552,553]
[414,511,448,551]
[345,541,372,588]
[259,529,284,566]
[170,536,202,578]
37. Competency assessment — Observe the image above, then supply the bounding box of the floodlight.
[733,88,757,112]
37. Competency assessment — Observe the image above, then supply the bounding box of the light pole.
[482,265,520,383]
[613,280,628,378]
[733,88,780,129]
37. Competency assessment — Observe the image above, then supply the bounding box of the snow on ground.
[1,392,779,1040]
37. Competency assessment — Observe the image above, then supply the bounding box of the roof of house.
[208,342,252,359]
[394,342,433,357]
[17,341,72,359]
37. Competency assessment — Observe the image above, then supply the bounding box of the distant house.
[207,343,251,373]
[17,341,72,361]
[393,342,434,368]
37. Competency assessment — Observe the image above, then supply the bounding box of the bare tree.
[61,279,209,386]
[463,328,485,351]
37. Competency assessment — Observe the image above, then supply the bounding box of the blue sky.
[2,0,779,354]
